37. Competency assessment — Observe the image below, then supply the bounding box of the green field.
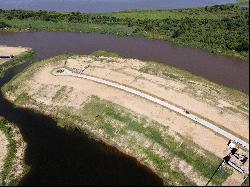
[237,0,249,4]
[0,4,248,60]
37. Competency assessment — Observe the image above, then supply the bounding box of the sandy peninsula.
[2,54,249,185]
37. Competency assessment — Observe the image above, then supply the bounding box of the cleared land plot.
[62,56,249,141]
[53,67,248,150]
[2,54,249,185]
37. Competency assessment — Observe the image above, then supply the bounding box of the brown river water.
[0,32,248,93]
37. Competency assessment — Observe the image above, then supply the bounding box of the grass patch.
[139,63,182,81]
[0,118,17,185]
[144,149,166,171]
[81,97,231,184]
[52,86,68,101]
[99,122,116,137]
[242,176,249,186]
[14,92,30,104]
[238,102,249,112]
[90,50,121,58]
[237,0,249,4]
[162,72,180,80]
[127,121,164,145]
[210,165,232,186]
[144,149,196,186]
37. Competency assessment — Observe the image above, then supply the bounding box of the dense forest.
[0,4,249,60]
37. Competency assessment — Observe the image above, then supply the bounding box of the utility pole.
[241,175,249,186]
[205,159,225,186]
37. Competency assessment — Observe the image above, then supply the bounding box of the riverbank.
[0,45,30,65]
[2,53,248,185]
[0,45,29,57]
[0,117,27,186]
[0,47,32,186]
[0,49,35,78]
[0,4,248,61]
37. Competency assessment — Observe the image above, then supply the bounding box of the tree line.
[0,4,248,53]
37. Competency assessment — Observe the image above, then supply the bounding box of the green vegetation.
[0,21,11,29]
[14,92,30,104]
[91,50,121,58]
[0,118,16,186]
[237,0,249,4]
[52,86,68,101]
[143,149,196,186]
[79,97,231,185]
[0,50,35,78]
[0,4,248,60]
[0,117,25,186]
[242,176,249,186]
[210,165,232,185]
[110,6,244,20]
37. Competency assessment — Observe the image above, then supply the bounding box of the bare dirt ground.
[0,131,8,175]
[8,56,248,157]
[0,45,30,65]
[0,45,29,56]
[4,55,249,185]
[28,69,230,157]
[26,71,229,157]
[66,57,249,140]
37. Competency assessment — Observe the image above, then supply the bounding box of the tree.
[0,21,11,28]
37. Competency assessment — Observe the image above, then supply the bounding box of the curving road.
[53,67,249,151]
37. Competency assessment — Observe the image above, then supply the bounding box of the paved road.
[54,67,249,151]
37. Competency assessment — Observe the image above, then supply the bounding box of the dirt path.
[0,131,8,173]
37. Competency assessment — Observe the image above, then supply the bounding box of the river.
[0,0,237,13]
[0,32,248,93]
